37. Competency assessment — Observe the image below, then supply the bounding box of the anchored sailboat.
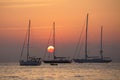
[43,22,72,63]
[73,13,112,63]
[19,20,41,66]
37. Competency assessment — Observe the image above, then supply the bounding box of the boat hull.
[19,60,41,66]
[73,59,112,63]
[43,60,72,63]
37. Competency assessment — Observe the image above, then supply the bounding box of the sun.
[47,46,54,53]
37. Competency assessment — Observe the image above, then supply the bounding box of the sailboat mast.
[27,20,31,61]
[53,22,55,59]
[100,26,103,59]
[85,13,89,60]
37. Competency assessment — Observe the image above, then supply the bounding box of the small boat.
[43,22,72,63]
[73,13,112,63]
[50,63,58,66]
[19,20,41,66]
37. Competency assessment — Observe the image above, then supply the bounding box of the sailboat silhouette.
[19,20,41,66]
[73,13,112,63]
[43,22,72,63]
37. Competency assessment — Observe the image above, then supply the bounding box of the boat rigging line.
[73,21,86,59]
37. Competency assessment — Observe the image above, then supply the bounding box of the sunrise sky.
[0,0,120,62]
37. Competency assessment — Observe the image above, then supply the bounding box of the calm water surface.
[0,63,120,80]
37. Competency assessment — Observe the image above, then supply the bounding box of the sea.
[0,62,120,80]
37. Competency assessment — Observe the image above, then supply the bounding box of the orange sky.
[0,0,120,42]
[0,0,120,62]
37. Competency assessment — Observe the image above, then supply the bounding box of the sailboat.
[73,13,112,63]
[19,20,41,66]
[43,22,72,63]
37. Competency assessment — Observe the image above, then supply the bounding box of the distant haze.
[0,0,120,62]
